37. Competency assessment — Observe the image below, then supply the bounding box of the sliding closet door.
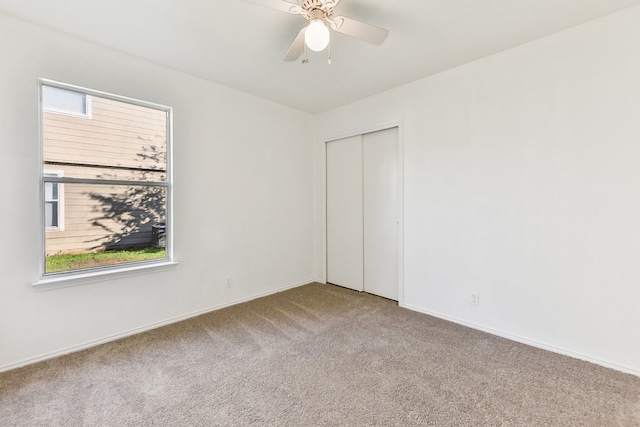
[363,128,399,300]
[326,135,364,292]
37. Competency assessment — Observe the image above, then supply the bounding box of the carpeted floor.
[1,282,639,426]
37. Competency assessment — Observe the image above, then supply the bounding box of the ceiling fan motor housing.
[302,0,334,17]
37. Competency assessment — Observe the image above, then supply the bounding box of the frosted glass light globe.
[305,19,330,52]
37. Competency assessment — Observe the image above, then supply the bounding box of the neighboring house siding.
[43,96,166,255]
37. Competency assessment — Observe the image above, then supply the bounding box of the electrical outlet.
[226,277,232,288]
[471,293,480,306]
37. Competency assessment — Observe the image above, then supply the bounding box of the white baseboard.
[0,279,314,373]
[402,303,640,378]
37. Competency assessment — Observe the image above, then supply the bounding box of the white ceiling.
[1,0,639,113]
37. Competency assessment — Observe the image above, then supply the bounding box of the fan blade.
[238,0,305,15]
[329,16,388,45]
[284,27,306,62]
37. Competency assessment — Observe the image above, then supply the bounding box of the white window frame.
[42,85,93,118]
[35,79,176,289]
[43,169,65,231]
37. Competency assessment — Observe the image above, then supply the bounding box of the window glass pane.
[42,88,166,181]
[45,202,56,227]
[44,182,54,200]
[43,86,87,115]
[41,82,170,276]
[44,183,167,273]
[50,202,58,227]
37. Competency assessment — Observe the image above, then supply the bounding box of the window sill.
[32,261,179,291]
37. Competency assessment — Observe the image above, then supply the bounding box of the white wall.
[314,6,640,375]
[0,13,315,371]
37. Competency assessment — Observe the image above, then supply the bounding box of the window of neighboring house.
[40,80,173,279]
[42,85,91,117]
[43,170,64,230]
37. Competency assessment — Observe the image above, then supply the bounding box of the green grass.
[46,247,167,273]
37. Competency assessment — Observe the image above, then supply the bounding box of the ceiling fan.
[240,0,389,63]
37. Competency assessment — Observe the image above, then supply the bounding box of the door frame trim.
[320,118,405,306]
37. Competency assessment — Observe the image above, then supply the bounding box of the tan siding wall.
[43,94,167,255]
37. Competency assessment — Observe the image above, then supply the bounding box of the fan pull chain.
[302,43,309,64]
[327,39,332,64]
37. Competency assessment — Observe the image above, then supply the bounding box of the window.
[42,85,91,117]
[40,80,172,278]
[43,170,63,230]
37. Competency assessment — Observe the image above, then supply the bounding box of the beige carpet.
[1,282,639,426]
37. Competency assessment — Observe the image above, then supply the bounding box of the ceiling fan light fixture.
[305,19,330,52]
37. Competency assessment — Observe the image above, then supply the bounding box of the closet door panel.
[326,136,364,292]
[363,127,399,300]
